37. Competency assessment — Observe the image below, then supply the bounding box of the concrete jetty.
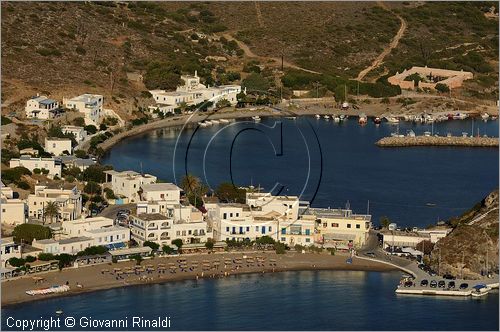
[376,136,499,148]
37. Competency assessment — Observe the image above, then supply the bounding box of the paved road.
[98,203,136,219]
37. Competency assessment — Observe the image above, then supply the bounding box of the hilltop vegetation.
[1,1,498,119]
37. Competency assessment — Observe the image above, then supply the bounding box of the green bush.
[12,224,52,244]
[38,253,55,261]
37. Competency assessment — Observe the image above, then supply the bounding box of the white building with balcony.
[140,183,181,204]
[9,156,62,177]
[62,125,87,142]
[25,95,61,119]
[63,94,103,125]
[104,170,157,202]
[27,183,82,222]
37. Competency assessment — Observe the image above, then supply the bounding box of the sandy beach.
[1,251,396,307]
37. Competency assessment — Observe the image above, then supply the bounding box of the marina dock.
[376,136,499,147]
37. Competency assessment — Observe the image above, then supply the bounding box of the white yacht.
[252,116,261,122]
[211,119,220,125]
[324,115,330,120]
[219,119,229,124]
[333,116,340,123]
[481,113,490,121]
[315,114,321,119]
[385,116,399,124]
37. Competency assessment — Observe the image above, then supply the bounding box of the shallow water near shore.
[2,270,499,330]
[102,116,499,228]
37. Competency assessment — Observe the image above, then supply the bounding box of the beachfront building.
[104,170,157,203]
[1,182,26,225]
[63,94,103,125]
[25,95,61,119]
[387,66,473,91]
[61,125,87,142]
[140,183,181,204]
[279,219,315,247]
[246,192,300,221]
[62,217,130,249]
[32,237,94,255]
[303,208,372,249]
[380,228,452,250]
[9,156,62,177]
[1,237,22,268]
[27,183,82,222]
[130,209,210,246]
[45,137,72,156]
[148,71,242,115]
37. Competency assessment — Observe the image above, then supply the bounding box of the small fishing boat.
[198,122,208,128]
[315,114,321,119]
[471,284,490,297]
[373,117,382,124]
[204,120,213,125]
[324,115,330,120]
[423,131,431,137]
[333,116,340,123]
[358,113,367,125]
[453,112,468,120]
[219,119,229,124]
[481,113,490,121]
[407,130,416,137]
[385,116,399,124]
[252,116,261,122]
[339,114,347,121]
[55,310,64,315]
[211,119,220,125]
[285,116,297,120]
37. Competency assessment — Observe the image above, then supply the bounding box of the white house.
[140,183,181,204]
[1,182,26,226]
[62,217,130,248]
[32,237,94,255]
[1,237,22,268]
[25,95,61,119]
[62,125,87,142]
[104,170,157,202]
[27,183,82,222]
[63,94,103,125]
[9,156,62,177]
[45,137,72,156]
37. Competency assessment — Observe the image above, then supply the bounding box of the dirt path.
[222,33,321,75]
[356,1,407,81]
[254,1,264,28]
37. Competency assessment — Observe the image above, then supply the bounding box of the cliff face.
[430,190,499,279]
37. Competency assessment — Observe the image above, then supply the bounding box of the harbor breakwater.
[376,136,499,147]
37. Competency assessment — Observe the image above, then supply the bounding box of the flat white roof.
[141,183,181,192]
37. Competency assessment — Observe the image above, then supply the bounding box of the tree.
[104,187,116,199]
[143,241,160,251]
[25,255,36,263]
[38,253,56,261]
[205,238,214,250]
[162,245,175,254]
[256,236,275,245]
[43,201,60,224]
[130,253,143,265]
[74,150,88,158]
[12,224,52,244]
[379,216,391,229]
[242,73,270,93]
[84,181,101,195]
[435,83,450,93]
[84,125,98,134]
[416,240,434,255]
[143,62,182,90]
[180,174,201,196]
[8,257,26,267]
[82,165,112,183]
[215,182,246,203]
[56,253,74,269]
[216,99,231,109]
[73,117,86,127]
[172,238,183,249]
[275,242,286,254]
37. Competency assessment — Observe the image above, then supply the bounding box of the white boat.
[252,116,261,122]
[339,114,347,121]
[211,120,220,125]
[219,119,229,124]
[333,116,340,123]
[198,122,208,128]
[285,116,297,120]
[453,112,468,120]
[481,113,490,120]
[385,116,399,124]
[55,310,64,315]
[315,114,321,119]
[341,102,349,110]
[324,115,330,120]
[205,120,213,125]
[423,131,431,137]
[358,113,367,125]
[471,285,491,297]
[407,130,416,137]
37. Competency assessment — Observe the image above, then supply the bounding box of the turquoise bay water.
[2,271,499,330]
[102,117,499,228]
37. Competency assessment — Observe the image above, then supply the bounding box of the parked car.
[448,281,456,289]
[418,264,426,270]
[404,281,413,287]
[429,270,437,277]
[443,273,456,280]
[430,280,438,288]
[420,279,429,287]
[459,283,469,290]
[438,280,446,288]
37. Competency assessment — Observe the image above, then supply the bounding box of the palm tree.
[181,174,201,196]
[43,201,60,224]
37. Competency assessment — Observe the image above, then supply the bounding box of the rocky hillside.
[430,190,499,279]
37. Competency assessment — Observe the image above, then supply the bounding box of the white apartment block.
[140,183,181,204]
[25,95,60,119]
[63,94,103,125]
[1,182,26,226]
[62,217,129,247]
[62,125,87,142]
[27,184,82,222]
[9,156,62,177]
[304,208,372,249]
[32,237,94,255]
[246,192,299,221]
[149,71,242,114]
[279,219,315,247]
[104,170,157,202]
[45,137,72,156]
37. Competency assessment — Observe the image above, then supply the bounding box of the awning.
[323,233,356,241]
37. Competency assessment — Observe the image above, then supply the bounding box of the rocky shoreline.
[376,136,499,147]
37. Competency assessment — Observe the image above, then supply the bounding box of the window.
[223,213,227,219]
[331,223,339,228]
[356,224,360,229]
[226,227,230,232]
[246,227,250,232]
[323,223,327,228]
[305,229,310,235]
[281,228,286,235]
[268,227,272,232]
[305,238,311,243]
[188,230,192,235]
[281,237,286,242]
[347,224,351,228]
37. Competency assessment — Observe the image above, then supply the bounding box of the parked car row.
[420,279,468,289]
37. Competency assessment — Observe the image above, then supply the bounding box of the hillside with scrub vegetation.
[1,1,498,121]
